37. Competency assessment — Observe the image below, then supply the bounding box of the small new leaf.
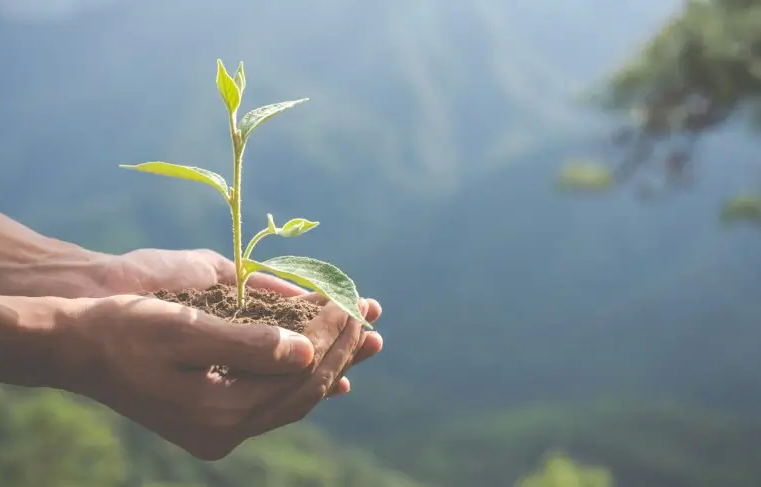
[267,213,277,233]
[119,162,230,201]
[216,59,241,115]
[239,98,309,143]
[277,218,319,237]
[233,61,246,94]
[242,256,372,329]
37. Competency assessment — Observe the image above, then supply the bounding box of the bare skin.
[0,212,383,460]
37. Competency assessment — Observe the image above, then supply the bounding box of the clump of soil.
[146,284,322,380]
[151,283,321,334]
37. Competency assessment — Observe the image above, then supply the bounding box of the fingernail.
[279,327,305,341]
[278,328,312,363]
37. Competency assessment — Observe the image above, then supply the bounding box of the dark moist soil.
[145,284,322,380]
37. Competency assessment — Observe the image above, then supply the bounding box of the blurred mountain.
[0,0,677,234]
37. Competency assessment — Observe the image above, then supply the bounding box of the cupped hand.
[99,248,383,393]
[99,248,304,297]
[61,293,374,460]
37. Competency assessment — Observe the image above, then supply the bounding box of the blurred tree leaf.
[581,0,761,195]
[556,159,614,192]
[721,193,761,225]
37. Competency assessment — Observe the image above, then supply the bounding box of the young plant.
[120,59,371,329]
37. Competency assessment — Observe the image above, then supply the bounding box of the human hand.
[98,248,305,297]
[99,248,383,396]
[57,292,377,460]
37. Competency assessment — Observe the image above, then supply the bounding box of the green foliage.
[0,388,126,487]
[581,0,761,205]
[141,484,204,487]
[604,0,761,134]
[0,387,426,487]
[516,452,613,487]
[378,400,761,487]
[118,162,230,201]
[210,425,425,487]
[215,59,241,115]
[239,99,309,145]
[120,59,369,327]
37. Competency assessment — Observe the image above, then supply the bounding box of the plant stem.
[243,228,271,260]
[229,113,245,309]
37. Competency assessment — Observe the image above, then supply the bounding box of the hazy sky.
[0,0,121,21]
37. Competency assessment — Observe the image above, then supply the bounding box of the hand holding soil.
[54,287,380,460]
[0,232,383,460]
[99,247,384,380]
[0,58,386,461]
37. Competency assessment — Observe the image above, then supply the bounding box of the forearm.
[0,295,76,389]
[0,213,98,264]
[0,213,108,297]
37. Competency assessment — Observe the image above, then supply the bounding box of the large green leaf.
[243,256,372,329]
[239,99,309,143]
[216,59,241,115]
[119,162,230,201]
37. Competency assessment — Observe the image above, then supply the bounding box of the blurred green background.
[3,0,761,485]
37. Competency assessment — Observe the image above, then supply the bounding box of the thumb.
[178,314,315,374]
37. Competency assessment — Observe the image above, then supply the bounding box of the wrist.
[0,259,111,298]
[0,213,113,297]
[0,295,86,390]
[0,213,104,266]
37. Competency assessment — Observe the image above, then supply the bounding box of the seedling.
[120,59,371,329]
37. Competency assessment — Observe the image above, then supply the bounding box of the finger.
[292,292,329,306]
[327,377,351,397]
[301,301,352,368]
[176,311,315,374]
[292,296,381,325]
[296,317,364,404]
[194,249,238,284]
[352,331,383,365]
[302,298,381,365]
[364,299,382,324]
[234,315,362,438]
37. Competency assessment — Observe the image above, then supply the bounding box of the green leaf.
[119,162,230,201]
[216,59,241,115]
[277,218,320,237]
[243,256,372,329]
[233,61,246,94]
[239,98,309,143]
